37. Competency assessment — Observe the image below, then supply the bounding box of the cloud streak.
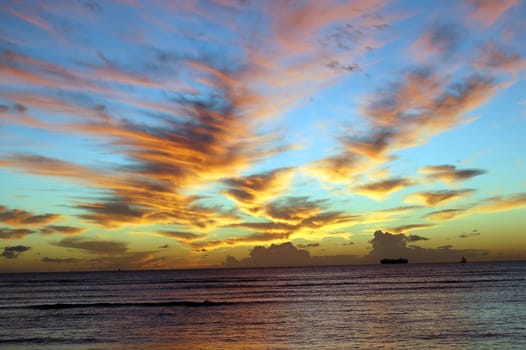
[419,165,486,183]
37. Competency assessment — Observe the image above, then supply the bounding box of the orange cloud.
[0,205,61,227]
[406,189,475,206]
[424,209,465,221]
[475,193,526,213]
[157,230,205,242]
[55,236,128,255]
[0,228,35,240]
[365,205,423,224]
[40,225,85,236]
[419,164,486,183]
[0,154,102,183]
[386,223,435,234]
[411,22,464,61]
[467,0,520,27]
[474,42,526,73]
[355,177,414,199]
[222,168,295,215]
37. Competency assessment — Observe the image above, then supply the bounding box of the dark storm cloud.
[1,245,31,259]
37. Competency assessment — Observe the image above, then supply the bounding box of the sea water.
[1,262,525,349]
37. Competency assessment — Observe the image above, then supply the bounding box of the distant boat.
[380,258,408,264]
[460,256,466,263]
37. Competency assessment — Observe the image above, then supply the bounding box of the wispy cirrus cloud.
[411,22,464,61]
[473,42,526,73]
[467,0,520,27]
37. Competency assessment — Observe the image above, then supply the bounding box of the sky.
[1,0,525,272]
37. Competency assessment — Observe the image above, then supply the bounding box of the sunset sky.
[1,0,525,272]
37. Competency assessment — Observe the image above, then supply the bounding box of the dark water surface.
[1,262,525,349]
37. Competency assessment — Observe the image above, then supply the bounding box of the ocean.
[1,262,525,349]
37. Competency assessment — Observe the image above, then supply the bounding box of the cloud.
[222,168,295,215]
[460,229,481,238]
[406,235,430,242]
[342,130,396,160]
[297,243,320,249]
[87,251,166,270]
[157,230,204,242]
[405,189,475,206]
[354,177,414,199]
[474,193,526,213]
[419,165,486,183]
[386,223,435,234]
[0,154,102,184]
[42,257,81,264]
[411,22,464,61]
[365,205,423,224]
[55,237,127,255]
[223,242,311,267]
[75,199,155,228]
[263,196,326,225]
[0,205,61,227]
[306,153,365,183]
[363,230,486,263]
[467,0,520,27]
[424,209,465,221]
[474,42,526,73]
[313,67,502,187]
[260,195,361,234]
[0,228,35,240]
[1,245,31,259]
[40,225,85,235]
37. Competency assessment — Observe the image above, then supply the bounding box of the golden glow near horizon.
[1,0,525,272]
